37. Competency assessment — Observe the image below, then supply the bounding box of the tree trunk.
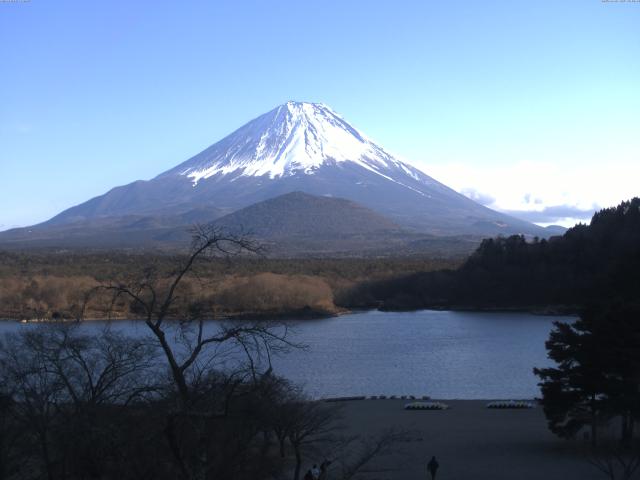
[621,412,632,446]
[39,430,55,480]
[293,443,302,480]
[195,420,208,480]
[261,430,272,456]
[0,432,6,480]
[591,396,598,447]
[164,414,191,480]
[147,322,190,407]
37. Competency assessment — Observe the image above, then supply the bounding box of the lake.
[0,310,572,399]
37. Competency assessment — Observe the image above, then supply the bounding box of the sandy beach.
[323,399,603,480]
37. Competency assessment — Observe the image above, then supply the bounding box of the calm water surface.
[0,310,573,399]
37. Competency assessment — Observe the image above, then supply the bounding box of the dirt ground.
[317,399,605,480]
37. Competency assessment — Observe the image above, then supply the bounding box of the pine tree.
[535,302,640,445]
[534,316,608,445]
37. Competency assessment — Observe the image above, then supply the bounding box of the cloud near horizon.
[457,188,596,225]
[460,188,496,207]
[500,205,597,225]
[421,160,639,228]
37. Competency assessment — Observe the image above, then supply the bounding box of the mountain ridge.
[0,192,482,257]
[2,101,551,251]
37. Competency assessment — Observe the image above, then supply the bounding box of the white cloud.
[460,188,495,206]
[414,160,640,227]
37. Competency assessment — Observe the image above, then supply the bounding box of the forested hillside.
[343,198,640,311]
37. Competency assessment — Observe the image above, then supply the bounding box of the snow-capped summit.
[168,101,425,188]
[33,101,548,239]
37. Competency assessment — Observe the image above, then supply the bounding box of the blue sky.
[1,0,639,229]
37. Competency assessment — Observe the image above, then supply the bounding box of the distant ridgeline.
[343,198,640,312]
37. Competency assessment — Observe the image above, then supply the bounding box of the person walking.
[304,469,314,480]
[311,464,320,479]
[427,456,439,480]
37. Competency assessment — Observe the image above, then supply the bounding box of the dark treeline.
[343,198,640,311]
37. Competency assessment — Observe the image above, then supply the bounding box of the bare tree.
[86,225,297,407]
[588,444,640,480]
[281,399,343,480]
[1,327,71,480]
[83,225,301,480]
[246,374,303,461]
[0,392,20,480]
[0,324,157,480]
[21,324,158,408]
[330,429,413,480]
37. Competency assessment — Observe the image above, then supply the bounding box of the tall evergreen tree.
[535,302,640,445]
[534,315,608,445]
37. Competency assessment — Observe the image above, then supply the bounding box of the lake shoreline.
[0,305,581,323]
[0,308,344,323]
[320,396,539,402]
[0,304,580,323]
[385,303,581,316]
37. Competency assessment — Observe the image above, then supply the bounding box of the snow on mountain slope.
[166,101,433,195]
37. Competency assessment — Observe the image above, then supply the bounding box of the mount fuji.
[1,101,549,251]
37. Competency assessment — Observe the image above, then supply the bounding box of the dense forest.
[345,198,640,312]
